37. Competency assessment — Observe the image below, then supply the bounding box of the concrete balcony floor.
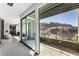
[40,41,79,56]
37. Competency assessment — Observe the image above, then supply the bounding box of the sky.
[40,9,78,26]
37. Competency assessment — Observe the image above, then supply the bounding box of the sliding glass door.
[26,11,36,50]
[21,11,37,51]
[22,18,27,43]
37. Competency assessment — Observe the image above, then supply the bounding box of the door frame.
[20,10,40,54]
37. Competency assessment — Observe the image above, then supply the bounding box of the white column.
[35,9,40,54]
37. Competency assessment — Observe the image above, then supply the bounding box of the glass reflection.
[22,19,27,42]
[22,11,36,50]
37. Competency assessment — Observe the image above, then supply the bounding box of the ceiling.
[39,3,79,19]
[0,3,34,24]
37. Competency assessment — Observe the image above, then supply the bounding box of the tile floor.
[0,37,32,56]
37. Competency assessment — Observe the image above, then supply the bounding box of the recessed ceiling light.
[7,3,14,7]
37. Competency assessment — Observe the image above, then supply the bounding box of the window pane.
[40,9,78,43]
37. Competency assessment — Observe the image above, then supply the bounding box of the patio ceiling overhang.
[39,3,79,19]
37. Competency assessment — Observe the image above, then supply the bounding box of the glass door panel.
[26,11,36,50]
[22,19,27,43]
[21,11,36,50]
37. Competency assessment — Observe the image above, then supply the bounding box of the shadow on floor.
[40,40,79,56]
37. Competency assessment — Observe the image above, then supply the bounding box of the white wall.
[16,23,20,33]
[4,21,10,34]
